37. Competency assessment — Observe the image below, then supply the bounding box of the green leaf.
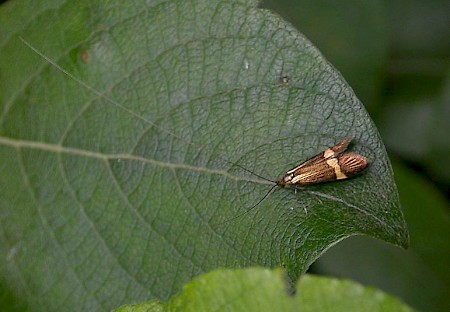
[0,0,407,311]
[114,268,414,312]
[115,302,163,312]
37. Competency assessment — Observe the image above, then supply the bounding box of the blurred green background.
[263,1,449,312]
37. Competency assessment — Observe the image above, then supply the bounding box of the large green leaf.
[0,0,408,311]
[114,268,414,312]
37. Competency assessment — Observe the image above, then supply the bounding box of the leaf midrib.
[1,135,389,229]
[0,135,273,186]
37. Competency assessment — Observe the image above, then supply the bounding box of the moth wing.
[292,153,327,171]
[328,137,352,156]
[288,137,353,172]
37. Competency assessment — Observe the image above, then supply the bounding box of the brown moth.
[222,137,369,224]
[276,137,368,187]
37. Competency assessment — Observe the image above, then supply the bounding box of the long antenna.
[230,162,276,184]
[213,184,278,227]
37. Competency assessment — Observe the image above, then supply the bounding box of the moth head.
[276,173,294,187]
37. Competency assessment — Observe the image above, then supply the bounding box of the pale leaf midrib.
[0,135,271,186]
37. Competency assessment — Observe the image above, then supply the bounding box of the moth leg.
[291,185,305,194]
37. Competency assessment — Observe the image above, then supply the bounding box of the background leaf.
[0,0,407,311]
[115,268,414,312]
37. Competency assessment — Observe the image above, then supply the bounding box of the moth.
[223,137,369,224]
[275,137,368,187]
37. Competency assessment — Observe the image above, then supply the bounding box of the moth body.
[276,138,368,187]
